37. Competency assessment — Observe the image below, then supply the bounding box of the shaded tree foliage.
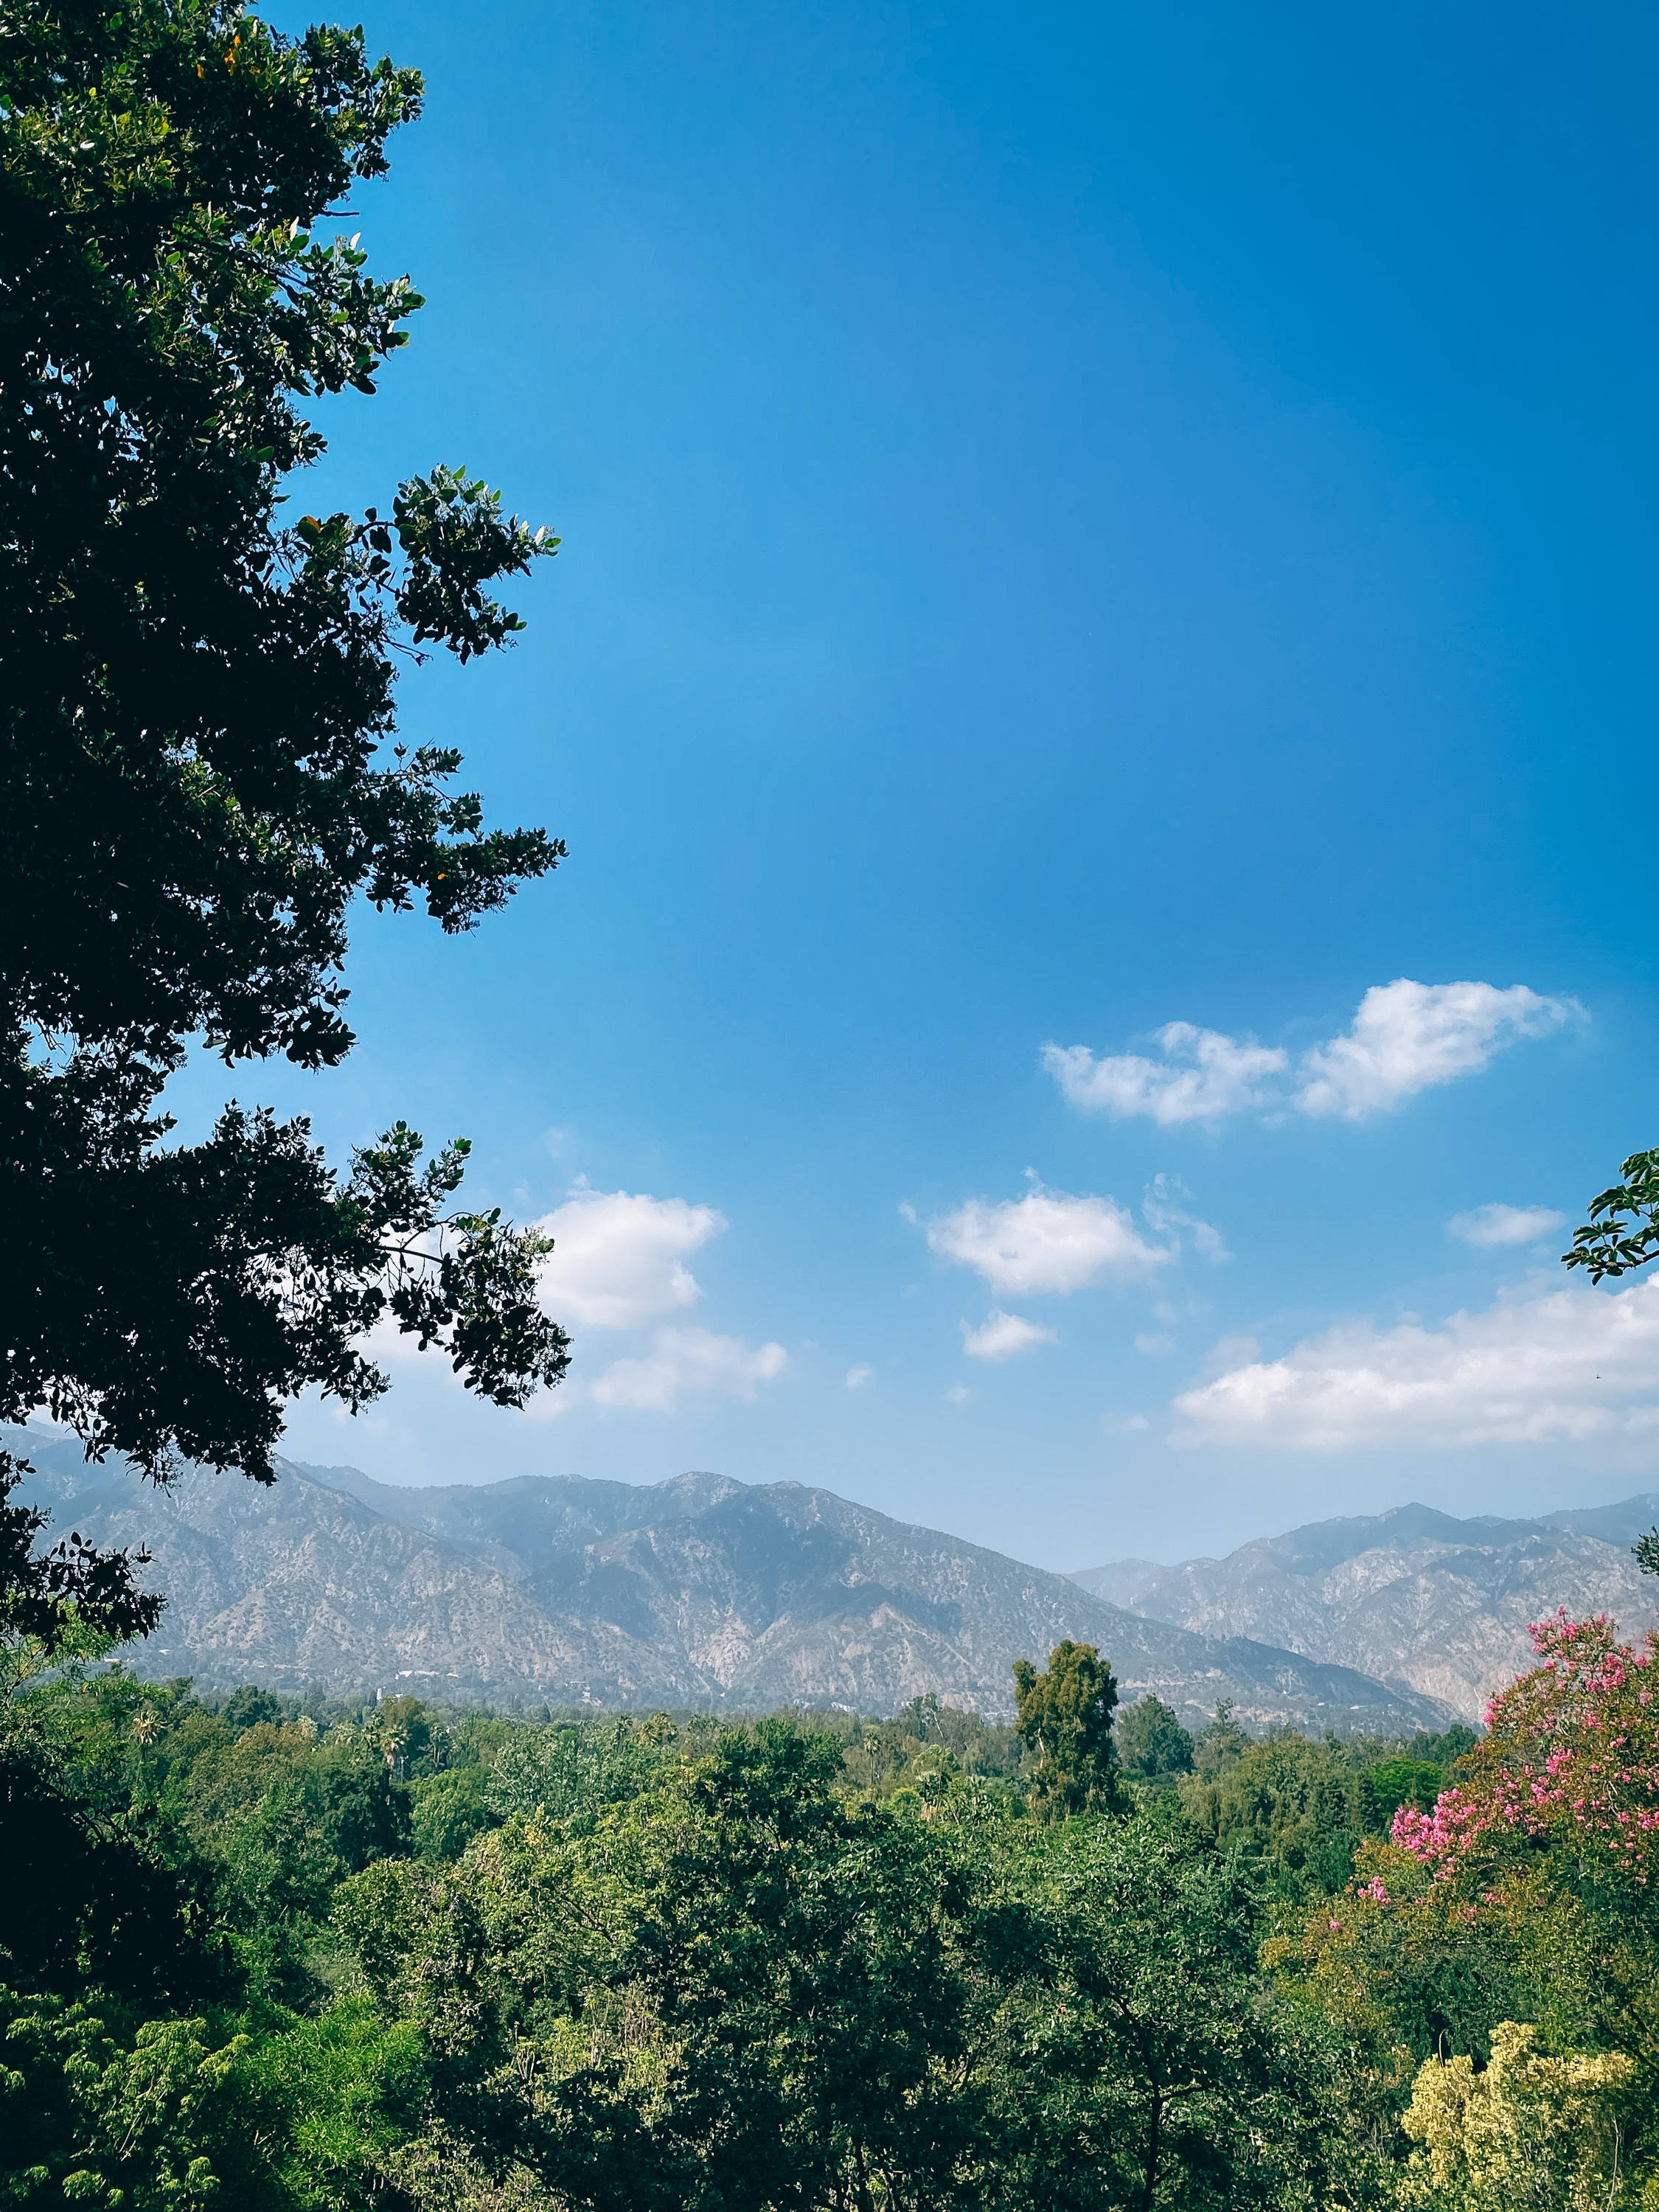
[0,1725,228,2011]
[0,0,569,1635]
[1118,1694,1196,1783]
[0,1450,161,1651]
[1020,1809,1363,2211]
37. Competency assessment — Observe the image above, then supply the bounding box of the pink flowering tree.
[1391,1611,1659,1896]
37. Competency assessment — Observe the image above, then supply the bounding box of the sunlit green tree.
[1012,1641,1123,1819]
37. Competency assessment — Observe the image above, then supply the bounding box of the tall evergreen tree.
[1012,1641,1123,1819]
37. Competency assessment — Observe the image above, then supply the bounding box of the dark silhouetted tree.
[1,1,571,1635]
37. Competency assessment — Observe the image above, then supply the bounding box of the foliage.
[485,1714,674,1826]
[1368,1758,1455,1824]
[0,1453,162,1653]
[1399,2022,1637,2212]
[1012,1639,1123,1819]
[0,1664,1420,2209]
[0,1994,260,2211]
[0,0,568,1643]
[1565,1148,1659,1282]
[1192,1697,1252,1775]
[411,1765,498,1862]
[1403,1725,1481,1768]
[1565,1155,1659,1577]
[1267,1614,1659,2206]
[820,1694,1022,1801]
[1272,1846,1606,2083]
[1180,1730,1377,1895]
[1391,1611,1659,1896]
[7,1646,1659,2207]
[1018,1806,1368,2210]
[240,2000,431,2209]
[0,1705,227,2011]
[1117,1692,1195,1781]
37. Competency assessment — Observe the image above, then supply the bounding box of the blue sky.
[206,0,1659,1568]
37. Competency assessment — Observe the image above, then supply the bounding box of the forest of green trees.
[4,1620,1659,2208]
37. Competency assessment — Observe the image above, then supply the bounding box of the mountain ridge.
[10,1430,1453,1733]
[1071,1495,1659,1721]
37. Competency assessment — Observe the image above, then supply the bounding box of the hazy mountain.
[1072,1497,1659,1722]
[12,1430,1453,1732]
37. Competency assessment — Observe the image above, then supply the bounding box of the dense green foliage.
[1116,1692,1194,1782]
[5,1644,1651,2211]
[1012,1638,1122,1820]
[0,0,569,1644]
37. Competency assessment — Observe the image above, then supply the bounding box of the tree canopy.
[1012,1639,1123,1820]
[1,0,570,1635]
[7,1634,1659,2207]
[1116,1693,1196,1782]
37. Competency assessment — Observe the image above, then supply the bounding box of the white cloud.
[1200,1332,1260,1377]
[845,1364,874,1391]
[1043,1023,1287,1125]
[922,1181,1170,1295]
[585,1326,787,1412]
[1142,1174,1230,1263]
[1448,1203,1568,1249]
[961,1310,1056,1361]
[1046,979,1577,1127]
[1172,1276,1659,1450]
[1135,1333,1175,1357]
[1296,980,1575,1121]
[534,1186,724,1330]
[944,1383,975,1405]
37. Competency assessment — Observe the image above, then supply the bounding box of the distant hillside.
[1072,1498,1659,1722]
[12,1430,1453,1733]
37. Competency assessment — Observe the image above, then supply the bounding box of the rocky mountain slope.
[1072,1498,1659,1722]
[12,1430,1452,1731]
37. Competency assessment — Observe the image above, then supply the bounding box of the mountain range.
[1072,1497,1659,1722]
[12,1428,1451,1734]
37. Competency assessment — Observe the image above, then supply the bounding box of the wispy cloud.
[1142,1174,1230,1262]
[961,1310,1056,1361]
[1447,1202,1567,1249]
[1043,1024,1286,1125]
[1172,1276,1659,1451]
[583,1326,787,1413]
